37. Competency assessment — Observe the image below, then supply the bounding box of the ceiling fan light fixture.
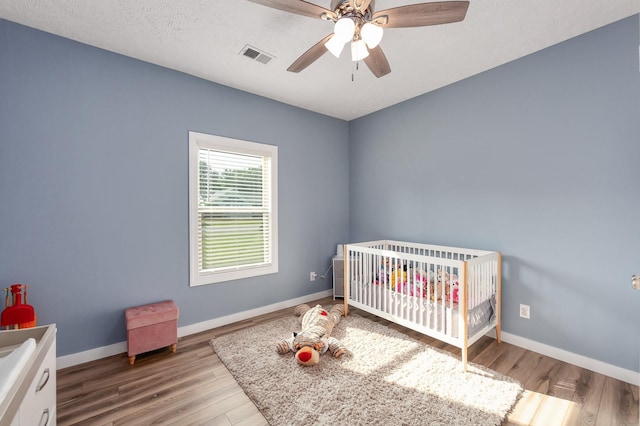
[361,23,383,49]
[351,39,369,61]
[249,0,470,78]
[333,17,356,43]
[325,35,345,58]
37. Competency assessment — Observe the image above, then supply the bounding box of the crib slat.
[461,261,469,371]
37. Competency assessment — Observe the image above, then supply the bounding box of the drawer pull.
[36,368,50,392]
[39,408,50,426]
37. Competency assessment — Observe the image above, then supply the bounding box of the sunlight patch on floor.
[340,324,421,374]
[507,390,582,425]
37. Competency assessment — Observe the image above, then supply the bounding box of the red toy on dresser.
[1,284,36,329]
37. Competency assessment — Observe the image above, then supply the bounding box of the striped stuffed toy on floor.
[276,304,346,366]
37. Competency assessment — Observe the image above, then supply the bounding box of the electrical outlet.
[519,304,530,319]
[310,272,317,282]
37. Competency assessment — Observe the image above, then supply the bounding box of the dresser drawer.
[20,337,56,426]
[1,325,57,426]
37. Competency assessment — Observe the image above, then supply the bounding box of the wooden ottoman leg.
[129,355,136,365]
[171,343,177,353]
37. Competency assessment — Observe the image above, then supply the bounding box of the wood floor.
[57,297,639,426]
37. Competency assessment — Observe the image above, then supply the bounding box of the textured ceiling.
[1,1,638,120]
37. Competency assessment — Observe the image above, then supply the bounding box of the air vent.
[243,47,260,59]
[239,45,275,65]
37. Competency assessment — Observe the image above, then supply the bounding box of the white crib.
[342,240,502,371]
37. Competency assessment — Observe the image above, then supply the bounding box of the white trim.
[188,131,279,287]
[487,330,639,386]
[176,290,329,337]
[56,290,332,370]
[57,341,127,370]
[57,292,638,387]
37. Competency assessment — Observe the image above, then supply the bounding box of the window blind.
[197,148,273,272]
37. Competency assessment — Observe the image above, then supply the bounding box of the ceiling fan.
[247,0,470,78]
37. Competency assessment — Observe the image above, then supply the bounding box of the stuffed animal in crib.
[276,304,346,366]
[390,269,407,290]
[396,269,428,297]
[431,269,451,300]
[426,269,460,302]
[376,257,390,285]
[449,287,459,303]
[447,274,460,303]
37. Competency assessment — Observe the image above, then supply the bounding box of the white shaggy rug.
[210,308,522,426]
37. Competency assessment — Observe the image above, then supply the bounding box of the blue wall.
[2,15,639,373]
[349,16,640,371]
[0,19,350,356]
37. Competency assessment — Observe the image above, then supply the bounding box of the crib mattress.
[350,283,495,338]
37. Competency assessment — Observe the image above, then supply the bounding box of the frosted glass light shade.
[334,18,355,42]
[361,23,383,49]
[325,35,345,58]
[351,39,369,61]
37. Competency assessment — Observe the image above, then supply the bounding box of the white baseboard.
[57,290,638,387]
[487,330,639,387]
[57,341,128,369]
[176,290,332,337]
[56,290,333,370]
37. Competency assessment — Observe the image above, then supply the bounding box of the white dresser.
[0,325,56,426]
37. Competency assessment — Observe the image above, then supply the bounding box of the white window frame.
[188,131,278,286]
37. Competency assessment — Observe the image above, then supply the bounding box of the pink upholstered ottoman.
[125,300,179,365]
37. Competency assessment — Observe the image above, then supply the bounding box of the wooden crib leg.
[462,346,468,372]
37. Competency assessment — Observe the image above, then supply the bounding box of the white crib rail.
[344,240,502,370]
[465,251,502,340]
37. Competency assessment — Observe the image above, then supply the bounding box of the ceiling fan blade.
[348,0,372,12]
[287,34,334,73]
[363,45,391,78]
[372,1,469,28]
[247,0,337,20]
